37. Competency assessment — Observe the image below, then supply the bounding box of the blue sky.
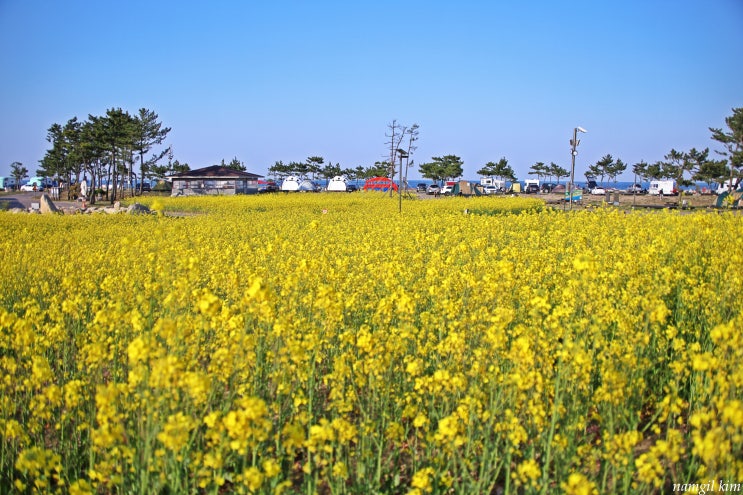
[1,0,742,181]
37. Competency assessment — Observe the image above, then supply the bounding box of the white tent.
[281,176,301,191]
[327,176,348,192]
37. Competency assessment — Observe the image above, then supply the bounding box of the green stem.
[504,448,512,495]
[540,366,561,495]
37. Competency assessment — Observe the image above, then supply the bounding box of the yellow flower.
[157,412,196,452]
[127,336,148,364]
[194,288,221,316]
[561,472,598,495]
[263,458,281,478]
[240,466,264,491]
[2,192,743,493]
[513,458,541,488]
[69,479,94,495]
[413,413,429,429]
[410,467,435,493]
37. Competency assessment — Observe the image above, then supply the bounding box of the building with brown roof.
[169,165,263,196]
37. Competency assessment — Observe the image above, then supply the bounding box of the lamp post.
[397,149,408,213]
[568,126,587,210]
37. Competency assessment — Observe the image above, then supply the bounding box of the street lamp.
[568,126,587,210]
[397,149,408,213]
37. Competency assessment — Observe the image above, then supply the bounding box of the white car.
[590,187,607,195]
[483,185,498,195]
[441,185,454,195]
[20,184,39,192]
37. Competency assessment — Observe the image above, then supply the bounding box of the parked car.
[440,185,454,195]
[626,183,646,194]
[524,184,540,194]
[541,183,557,193]
[416,183,427,193]
[346,184,358,192]
[427,184,441,195]
[20,184,39,192]
[590,187,607,195]
[483,185,498,195]
[583,179,598,193]
[141,183,152,192]
[258,180,279,193]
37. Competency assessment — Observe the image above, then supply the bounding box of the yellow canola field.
[0,193,741,494]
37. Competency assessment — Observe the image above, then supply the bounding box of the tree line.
[418,108,742,189]
[581,108,741,190]
[29,108,173,204]
[6,108,741,196]
[267,157,371,183]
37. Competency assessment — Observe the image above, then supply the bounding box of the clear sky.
[1,0,742,182]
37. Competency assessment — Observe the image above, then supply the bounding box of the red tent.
[363,177,398,192]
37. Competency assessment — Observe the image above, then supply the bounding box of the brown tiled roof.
[169,165,263,179]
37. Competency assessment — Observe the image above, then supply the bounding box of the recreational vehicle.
[26,177,52,189]
[0,177,17,190]
[715,181,741,195]
[648,180,678,196]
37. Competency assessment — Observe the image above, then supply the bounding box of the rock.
[9,208,25,214]
[127,203,151,215]
[39,193,60,214]
[114,201,121,211]
[103,207,119,214]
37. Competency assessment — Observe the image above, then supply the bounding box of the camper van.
[0,176,17,190]
[648,180,678,196]
[715,181,741,195]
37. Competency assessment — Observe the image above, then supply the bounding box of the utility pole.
[397,149,408,213]
[568,126,587,210]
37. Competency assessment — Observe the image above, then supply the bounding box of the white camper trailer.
[648,180,677,196]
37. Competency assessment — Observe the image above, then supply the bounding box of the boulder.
[127,203,151,215]
[39,193,60,214]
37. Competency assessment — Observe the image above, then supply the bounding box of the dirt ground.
[542,191,721,210]
[1,189,727,213]
[413,190,723,210]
